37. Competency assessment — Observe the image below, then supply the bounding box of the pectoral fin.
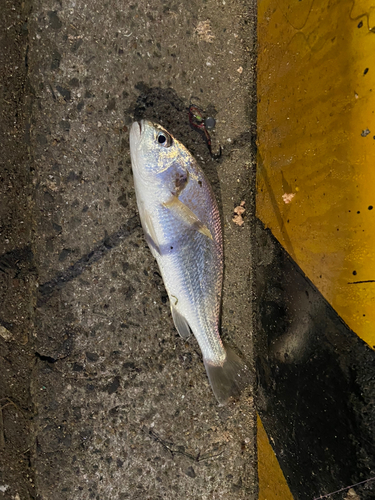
[142,210,160,255]
[171,305,191,339]
[163,196,213,240]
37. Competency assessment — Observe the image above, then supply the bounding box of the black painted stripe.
[254,218,375,500]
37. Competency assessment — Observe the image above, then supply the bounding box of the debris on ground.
[188,104,221,158]
[195,20,215,43]
[361,128,370,137]
[282,192,295,204]
[233,201,246,226]
[0,326,13,341]
[344,488,360,500]
[204,116,216,130]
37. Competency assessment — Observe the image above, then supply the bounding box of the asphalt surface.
[1,0,257,499]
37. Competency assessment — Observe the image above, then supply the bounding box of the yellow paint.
[258,415,294,500]
[257,0,375,348]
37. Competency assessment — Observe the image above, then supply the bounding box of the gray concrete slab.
[1,0,257,498]
[0,1,35,499]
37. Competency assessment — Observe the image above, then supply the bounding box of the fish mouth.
[130,121,143,144]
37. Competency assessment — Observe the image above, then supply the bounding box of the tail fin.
[203,346,251,405]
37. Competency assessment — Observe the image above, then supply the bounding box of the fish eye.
[157,131,172,147]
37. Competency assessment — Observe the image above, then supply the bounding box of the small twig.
[0,399,28,449]
[0,398,25,414]
[0,402,14,412]
[195,449,225,462]
[313,476,375,499]
[144,428,225,463]
[0,398,27,420]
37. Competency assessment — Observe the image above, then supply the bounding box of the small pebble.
[204,117,216,130]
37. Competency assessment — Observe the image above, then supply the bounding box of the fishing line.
[313,476,375,499]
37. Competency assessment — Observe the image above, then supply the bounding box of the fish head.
[130,120,192,195]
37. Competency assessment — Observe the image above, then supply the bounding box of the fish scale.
[129,120,249,404]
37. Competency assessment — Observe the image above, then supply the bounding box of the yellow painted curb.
[258,415,294,500]
[257,0,375,349]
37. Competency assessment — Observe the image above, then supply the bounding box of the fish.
[129,120,249,404]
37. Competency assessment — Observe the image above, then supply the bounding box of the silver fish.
[129,120,248,404]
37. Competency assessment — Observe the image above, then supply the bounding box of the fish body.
[129,120,247,404]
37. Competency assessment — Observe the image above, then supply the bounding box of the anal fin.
[171,305,191,339]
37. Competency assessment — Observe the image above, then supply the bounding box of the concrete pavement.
[1,0,257,498]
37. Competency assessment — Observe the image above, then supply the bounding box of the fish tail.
[203,346,250,405]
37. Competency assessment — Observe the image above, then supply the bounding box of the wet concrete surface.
[1,0,257,498]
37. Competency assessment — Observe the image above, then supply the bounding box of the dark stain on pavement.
[37,215,140,306]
